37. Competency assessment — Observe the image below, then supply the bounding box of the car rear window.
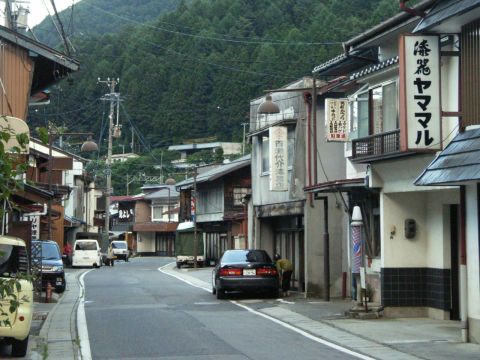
[0,244,29,276]
[221,250,271,263]
[75,241,98,251]
[112,242,127,249]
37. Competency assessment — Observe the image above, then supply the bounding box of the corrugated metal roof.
[144,185,179,199]
[414,0,480,33]
[176,155,251,189]
[415,128,480,185]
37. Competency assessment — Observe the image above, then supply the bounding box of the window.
[261,135,269,173]
[152,205,164,221]
[350,81,398,139]
[233,187,250,206]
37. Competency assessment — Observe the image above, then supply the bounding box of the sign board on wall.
[269,126,288,191]
[400,35,441,151]
[325,99,349,141]
[21,215,40,240]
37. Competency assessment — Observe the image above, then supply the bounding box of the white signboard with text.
[403,35,441,150]
[269,126,288,191]
[325,98,349,141]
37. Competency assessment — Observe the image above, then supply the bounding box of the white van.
[111,240,129,261]
[72,239,102,268]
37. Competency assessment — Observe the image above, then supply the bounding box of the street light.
[258,94,280,114]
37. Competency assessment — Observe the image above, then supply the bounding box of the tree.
[0,118,30,327]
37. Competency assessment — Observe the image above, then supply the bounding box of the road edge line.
[77,269,93,360]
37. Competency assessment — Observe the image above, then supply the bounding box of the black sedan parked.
[212,249,279,299]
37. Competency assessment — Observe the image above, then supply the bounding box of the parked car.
[32,240,66,293]
[212,249,279,299]
[72,239,102,268]
[110,240,129,261]
[0,235,33,357]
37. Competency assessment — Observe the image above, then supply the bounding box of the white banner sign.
[269,126,288,191]
[404,35,441,150]
[325,98,349,141]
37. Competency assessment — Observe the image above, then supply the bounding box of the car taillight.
[256,267,278,276]
[219,268,242,276]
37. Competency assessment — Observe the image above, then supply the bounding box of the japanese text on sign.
[269,126,288,191]
[325,99,349,142]
[403,35,441,150]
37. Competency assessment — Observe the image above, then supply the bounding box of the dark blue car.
[33,240,66,293]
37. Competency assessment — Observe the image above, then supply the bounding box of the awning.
[415,128,480,186]
[304,178,367,193]
[64,215,85,227]
[255,200,304,218]
[133,222,178,232]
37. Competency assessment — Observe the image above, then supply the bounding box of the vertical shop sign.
[325,98,349,141]
[269,126,288,191]
[402,35,441,150]
[21,215,40,240]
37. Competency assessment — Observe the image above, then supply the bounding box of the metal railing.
[352,129,400,161]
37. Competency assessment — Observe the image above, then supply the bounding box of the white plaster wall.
[137,232,155,253]
[382,192,427,267]
[382,189,458,269]
[466,184,480,324]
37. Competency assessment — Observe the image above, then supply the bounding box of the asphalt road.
[83,257,356,360]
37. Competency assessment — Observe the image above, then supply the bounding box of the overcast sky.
[28,0,79,27]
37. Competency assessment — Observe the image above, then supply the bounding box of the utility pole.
[241,122,248,155]
[193,166,198,268]
[98,77,119,242]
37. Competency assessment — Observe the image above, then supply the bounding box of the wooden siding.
[0,41,34,119]
[461,19,480,127]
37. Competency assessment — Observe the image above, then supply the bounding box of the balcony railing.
[352,129,401,161]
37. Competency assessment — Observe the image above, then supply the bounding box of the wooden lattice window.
[461,19,480,127]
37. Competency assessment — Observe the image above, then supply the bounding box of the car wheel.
[55,283,66,293]
[270,289,279,298]
[216,288,225,300]
[176,262,181,269]
[11,336,28,357]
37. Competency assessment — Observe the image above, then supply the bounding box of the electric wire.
[82,1,342,47]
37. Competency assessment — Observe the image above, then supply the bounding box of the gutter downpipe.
[304,92,313,207]
[460,186,469,342]
[313,77,318,185]
[399,0,426,18]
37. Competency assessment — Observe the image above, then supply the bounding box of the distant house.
[176,155,251,265]
[111,152,139,163]
[168,142,242,169]
[132,184,179,256]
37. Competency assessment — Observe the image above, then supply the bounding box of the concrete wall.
[466,184,480,343]
[137,232,155,253]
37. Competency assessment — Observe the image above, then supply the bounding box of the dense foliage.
[30,0,404,195]
[33,0,182,48]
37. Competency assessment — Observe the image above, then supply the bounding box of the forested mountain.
[33,0,182,48]
[29,0,403,156]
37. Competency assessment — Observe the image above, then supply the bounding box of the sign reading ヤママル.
[401,35,441,150]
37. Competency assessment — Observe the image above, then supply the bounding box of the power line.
[82,1,342,47]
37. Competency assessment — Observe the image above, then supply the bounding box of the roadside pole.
[193,167,198,268]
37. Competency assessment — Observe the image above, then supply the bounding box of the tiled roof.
[349,56,399,80]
